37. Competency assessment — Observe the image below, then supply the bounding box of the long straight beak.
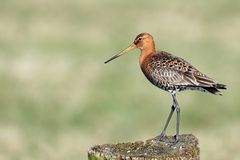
[104,44,136,64]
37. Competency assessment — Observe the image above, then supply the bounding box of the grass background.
[0,0,239,159]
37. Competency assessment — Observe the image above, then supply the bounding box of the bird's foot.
[153,134,180,144]
[153,133,170,143]
[173,134,179,144]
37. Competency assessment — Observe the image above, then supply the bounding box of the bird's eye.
[138,37,142,41]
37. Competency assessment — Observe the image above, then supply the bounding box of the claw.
[174,135,179,144]
[153,133,169,143]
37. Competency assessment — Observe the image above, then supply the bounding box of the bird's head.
[105,33,155,64]
[134,33,154,50]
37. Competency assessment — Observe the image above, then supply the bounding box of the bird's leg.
[172,93,180,143]
[159,105,175,138]
[156,101,176,142]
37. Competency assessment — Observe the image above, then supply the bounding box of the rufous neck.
[139,42,156,65]
[142,42,156,54]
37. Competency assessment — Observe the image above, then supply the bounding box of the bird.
[104,33,226,143]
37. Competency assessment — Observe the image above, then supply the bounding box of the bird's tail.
[203,83,227,95]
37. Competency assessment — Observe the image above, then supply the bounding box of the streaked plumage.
[105,33,226,143]
[140,51,226,94]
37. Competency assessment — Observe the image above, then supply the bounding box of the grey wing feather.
[151,52,217,87]
[142,51,226,94]
[152,68,196,86]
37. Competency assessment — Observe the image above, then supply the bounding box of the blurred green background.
[0,0,239,159]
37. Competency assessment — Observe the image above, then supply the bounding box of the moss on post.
[88,134,200,160]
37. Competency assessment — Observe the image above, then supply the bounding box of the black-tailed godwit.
[105,33,226,142]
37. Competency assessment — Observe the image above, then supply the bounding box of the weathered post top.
[88,134,200,160]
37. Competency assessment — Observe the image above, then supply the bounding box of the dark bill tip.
[104,55,119,64]
[104,44,136,64]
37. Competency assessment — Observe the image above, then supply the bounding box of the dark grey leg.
[172,93,180,142]
[156,92,177,141]
[158,105,175,139]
